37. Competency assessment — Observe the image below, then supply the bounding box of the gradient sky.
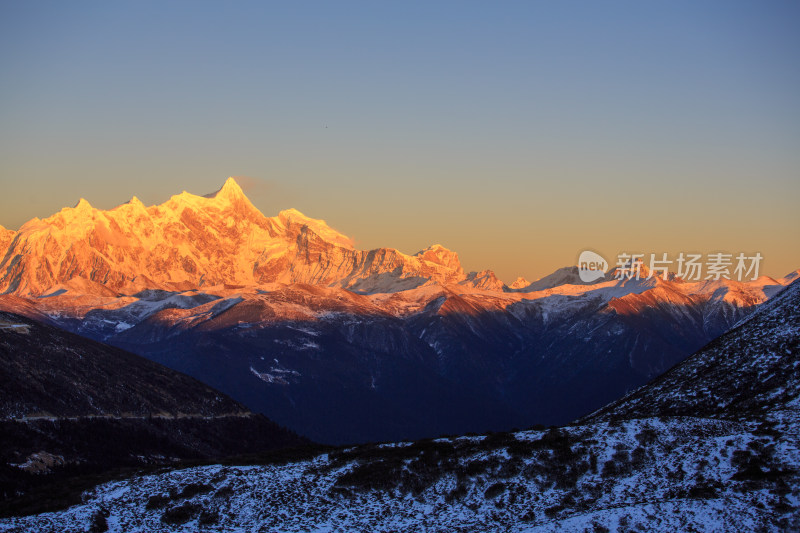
[1,1,798,282]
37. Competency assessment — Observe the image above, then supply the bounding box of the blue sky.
[1,1,798,280]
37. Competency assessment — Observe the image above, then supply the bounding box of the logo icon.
[578,250,608,283]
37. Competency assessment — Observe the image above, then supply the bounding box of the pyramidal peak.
[204,176,246,201]
[73,198,93,210]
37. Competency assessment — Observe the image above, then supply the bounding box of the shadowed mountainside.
[582,278,800,423]
[0,311,308,515]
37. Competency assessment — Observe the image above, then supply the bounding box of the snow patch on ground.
[2,415,797,532]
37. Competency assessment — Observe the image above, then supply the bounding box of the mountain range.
[0,177,471,296]
[2,275,796,532]
[1,177,796,443]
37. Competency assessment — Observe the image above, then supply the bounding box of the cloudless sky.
[1,1,798,281]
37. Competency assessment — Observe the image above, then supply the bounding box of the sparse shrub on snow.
[145,494,170,510]
[88,507,109,533]
[161,502,201,525]
[483,482,506,500]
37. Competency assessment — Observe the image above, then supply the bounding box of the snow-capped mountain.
[2,281,796,532]
[0,178,795,443]
[0,178,471,296]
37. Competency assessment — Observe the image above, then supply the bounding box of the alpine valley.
[0,177,796,446]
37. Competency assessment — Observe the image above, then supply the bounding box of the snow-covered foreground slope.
[0,415,796,532]
[1,282,798,532]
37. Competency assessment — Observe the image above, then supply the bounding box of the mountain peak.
[110,196,149,220]
[461,269,504,290]
[160,177,259,217]
[520,266,598,292]
[415,244,463,273]
[509,277,530,290]
[204,177,245,202]
[73,198,92,211]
